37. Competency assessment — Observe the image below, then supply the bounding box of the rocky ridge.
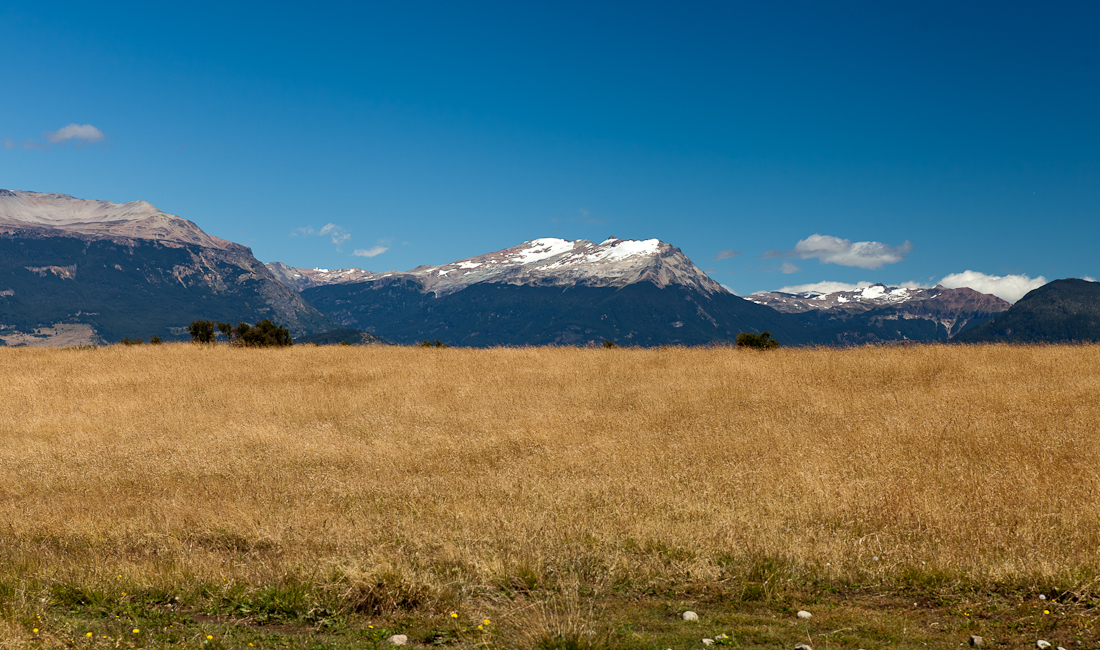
[0,189,240,251]
[752,283,1010,337]
[265,262,375,292]
[0,189,332,344]
[273,237,726,297]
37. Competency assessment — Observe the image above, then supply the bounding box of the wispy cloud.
[780,262,800,274]
[766,234,912,269]
[2,138,13,150]
[710,249,740,261]
[45,123,106,145]
[318,223,350,247]
[295,223,351,248]
[22,139,48,150]
[353,245,389,258]
[1084,276,1097,283]
[938,270,1046,303]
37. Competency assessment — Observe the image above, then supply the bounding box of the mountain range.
[750,284,1010,345]
[2,189,1096,347]
[288,237,807,346]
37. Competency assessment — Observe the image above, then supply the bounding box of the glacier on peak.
[269,236,724,297]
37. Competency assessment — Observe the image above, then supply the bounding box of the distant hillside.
[0,190,333,345]
[303,279,811,347]
[752,284,1010,345]
[953,279,1100,343]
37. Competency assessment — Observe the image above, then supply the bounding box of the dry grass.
[1,342,1099,645]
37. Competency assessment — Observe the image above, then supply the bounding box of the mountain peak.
[282,237,723,296]
[269,237,725,296]
[0,189,241,251]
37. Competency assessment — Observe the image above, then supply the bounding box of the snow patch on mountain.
[751,282,1011,337]
[271,237,724,296]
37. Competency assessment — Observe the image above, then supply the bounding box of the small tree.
[188,319,217,344]
[216,322,233,342]
[736,331,780,350]
[418,339,449,348]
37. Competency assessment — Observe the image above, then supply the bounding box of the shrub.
[602,340,617,349]
[236,320,293,347]
[188,319,293,347]
[736,331,780,350]
[418,339,450,348]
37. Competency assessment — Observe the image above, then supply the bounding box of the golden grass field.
[1,342,1098,648]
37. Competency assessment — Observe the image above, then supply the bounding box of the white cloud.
[44,123,106,144]
[353,245,389,258]
[938,270,1047,303]
[3,138,13,150]
[759,280,874,295]
[789,233,912,269]
[780,262,800,274]
[1084,276,1097,283]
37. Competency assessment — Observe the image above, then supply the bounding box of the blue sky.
[1,1,1097,300]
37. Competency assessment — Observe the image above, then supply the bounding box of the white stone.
[970,635,983,647]
[796,610,813,620]
[794,643,813,650]
[682,610,699,621]
[387,634,408,646]
[702,639,714,646]
[1037,641,1051,650]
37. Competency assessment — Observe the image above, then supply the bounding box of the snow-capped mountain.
[270,237,725,297]
[752,283,1008,314]
[751,283,1010,341]
[265,262,374,292]
[294,237,803,347]
[750,283,933,313]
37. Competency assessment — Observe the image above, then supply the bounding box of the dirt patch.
[0,323,101,347]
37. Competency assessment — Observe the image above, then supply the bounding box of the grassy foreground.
[1,343,1098,649]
